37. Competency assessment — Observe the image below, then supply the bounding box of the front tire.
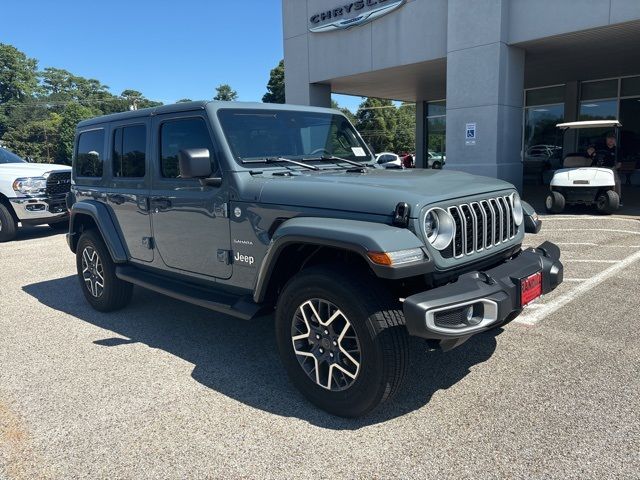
[432,161,442,169]
[545,191,565,214]
[275,266,409,417]
[76,230,133,312]
[0,203,17,242]
[596,190,619,215]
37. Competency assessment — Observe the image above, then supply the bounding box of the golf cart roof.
[556,120,621,129]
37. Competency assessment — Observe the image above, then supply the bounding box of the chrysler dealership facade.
[282,0,640,190]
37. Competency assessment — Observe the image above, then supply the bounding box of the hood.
[551,167,614,186]
[250,168,515,217]
[0,162,71,179]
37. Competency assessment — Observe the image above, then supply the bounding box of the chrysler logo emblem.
[309,0,406,33]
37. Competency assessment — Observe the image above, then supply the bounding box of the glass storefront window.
[579,99,617,121]
[619,97,640,164]
[426,101,446,165]
[580,79,618,101]
[621,76,640,98]
[523,104,564,172]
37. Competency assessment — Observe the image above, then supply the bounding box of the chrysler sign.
[309,0,406,33]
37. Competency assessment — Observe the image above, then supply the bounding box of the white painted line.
[544,228,640,236]
[554,242,598,246]
[563,259,619,263]
[515,248,640,326]
[563,278,587,282]
[540,216,640,224]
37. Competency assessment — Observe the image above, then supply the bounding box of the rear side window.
[113,125,146,178]
[160,118,215,178]
[76,129,105,177]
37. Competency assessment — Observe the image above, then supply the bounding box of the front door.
[150,113,232,279]
[106,121,153,262]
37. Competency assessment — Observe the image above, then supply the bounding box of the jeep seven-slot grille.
[447,195,517,258]
[46,171,71,196]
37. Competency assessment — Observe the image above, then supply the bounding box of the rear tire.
[275,266,409,417]
[596,190,619,215]
[545,191,565,214]
[0,203,17,242]
[76,230,133,312]
[432,161,442,169]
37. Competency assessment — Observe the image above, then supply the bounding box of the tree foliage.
[263,59,285,104]
[354,98,398,153]
[0,43,162,163]
[214,84,238,101]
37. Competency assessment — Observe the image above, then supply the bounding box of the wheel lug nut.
[319,348,324,354]
[332,341,337,346]
[329,352,334,358]
[324,329,329,335]
[316,334,320,340]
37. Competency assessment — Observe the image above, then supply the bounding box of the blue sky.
[1,0,363,111]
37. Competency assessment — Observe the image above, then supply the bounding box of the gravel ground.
[1,213,639,479]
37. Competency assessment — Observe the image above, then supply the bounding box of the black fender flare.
[253,217,428,303]
[67,200,128,263]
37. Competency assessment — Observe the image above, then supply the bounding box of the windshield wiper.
[241,157,319,171]
[309,155,369,169]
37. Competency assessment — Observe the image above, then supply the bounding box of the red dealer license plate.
[521,271,542,307]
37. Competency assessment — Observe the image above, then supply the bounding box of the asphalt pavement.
[1,212,639,479]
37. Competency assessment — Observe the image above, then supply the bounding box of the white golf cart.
[545,120,622,215]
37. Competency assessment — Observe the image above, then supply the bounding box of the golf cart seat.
[563,155,592,168]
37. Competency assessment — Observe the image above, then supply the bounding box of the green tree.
[263,59,285,104]
[331,99,357,124]
[214,84,238,101]
[355,98,397,153]
[176,98,193,103]
[56,103,97,163]
[394,103,416,153]
[2,112,61,162]
[0,43,39,138]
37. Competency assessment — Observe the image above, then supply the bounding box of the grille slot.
[447,195,516,258]
[46,172,71,196]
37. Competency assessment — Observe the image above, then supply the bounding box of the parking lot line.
[563,278,588,282]
[544,228,640,236]
[554,242,598,246]
[563,259,619,263]
[515,248,640,326]
[540,216,640,224]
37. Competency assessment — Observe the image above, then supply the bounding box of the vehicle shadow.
[15,225,64,241]
[22,275,499,429]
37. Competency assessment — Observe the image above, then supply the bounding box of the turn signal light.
[367,248,425,266]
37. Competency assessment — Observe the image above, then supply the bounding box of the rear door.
[150,112,232,279]
[105,120,153,262]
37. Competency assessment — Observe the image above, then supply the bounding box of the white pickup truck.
[0,147,71,242]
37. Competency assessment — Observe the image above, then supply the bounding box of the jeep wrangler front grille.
[447,195,517,258]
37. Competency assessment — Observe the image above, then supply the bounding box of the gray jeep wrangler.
[66,101,563,417]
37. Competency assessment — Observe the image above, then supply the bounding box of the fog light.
[466,304,483,326]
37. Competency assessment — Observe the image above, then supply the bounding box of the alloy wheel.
[291,298,361,391]
[81,246,104,298]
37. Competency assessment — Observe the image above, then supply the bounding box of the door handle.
[151,197,172,211]
[108,194,126,205]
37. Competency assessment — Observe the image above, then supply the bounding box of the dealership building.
[282,0,640,190]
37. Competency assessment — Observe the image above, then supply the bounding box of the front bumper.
[9,194,68,224]
[403,241,563,350]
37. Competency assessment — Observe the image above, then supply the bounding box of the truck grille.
[447,195,517,258]
[46,171,71,196]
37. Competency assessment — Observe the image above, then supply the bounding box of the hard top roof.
[556,120,622,129]
[76,101,340,128]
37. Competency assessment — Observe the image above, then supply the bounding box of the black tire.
[432,161,442,169]
[49,220,69,231]
[76,230,133,312]
[596,190,619,215]
[275,266,409,417]
[0,203,17,242]
[545,191,565,214]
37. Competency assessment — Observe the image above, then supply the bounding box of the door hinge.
[217,249,232,264]
[142,237,155,249]
[215,202,228,218]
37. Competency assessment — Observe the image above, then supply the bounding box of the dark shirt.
[597,147,616,168]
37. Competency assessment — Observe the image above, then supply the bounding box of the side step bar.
[115,266,263,320]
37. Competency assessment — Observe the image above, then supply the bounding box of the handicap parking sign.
[465,122,476,145]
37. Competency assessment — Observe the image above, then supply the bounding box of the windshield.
[217,109,372,165]
[0,148,26,164]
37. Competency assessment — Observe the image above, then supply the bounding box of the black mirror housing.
[522,200,542,234]
[178,148,212,179]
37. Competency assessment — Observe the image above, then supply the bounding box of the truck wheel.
[76,230,133,312]
[432,161,442,169]
[545,191,565,214]
[275,266,409,417]
[596,190,619,215]
[0,203,17,242]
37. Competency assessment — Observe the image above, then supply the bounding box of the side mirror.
[178,148,212,178]
[178,148,222,187]
[522,200,542,234]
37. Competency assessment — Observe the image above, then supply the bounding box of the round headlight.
[423,208,454,250]
[511,192,524,226]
